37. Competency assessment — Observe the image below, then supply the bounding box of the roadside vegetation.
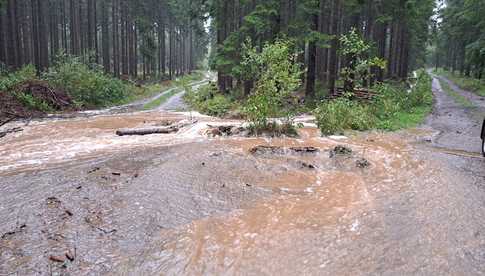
[0,56,204,115]
[315,71,433,134]
[43,56,131,108]
[186,33,433,136]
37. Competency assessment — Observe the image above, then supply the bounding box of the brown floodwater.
[1,111,482,275]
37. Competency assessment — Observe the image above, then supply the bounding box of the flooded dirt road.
[1,74,485,275]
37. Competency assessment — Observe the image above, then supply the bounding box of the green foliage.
[247,121,299,137]
[339,29,386,92]
[314,98,376,135]
[433,0,485,77]
[314,70,433,134]
[184,83,233,117]
[43,56,129,107]
[0,65,37,93]
[202,95,233,117]
[373,70,433,130]
[13,92,54,112]
[242,39,302,128]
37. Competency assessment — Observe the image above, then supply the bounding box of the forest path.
[158,80,211,111]
[426,71,485,155]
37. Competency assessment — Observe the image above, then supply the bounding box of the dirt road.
[1,74,485,275]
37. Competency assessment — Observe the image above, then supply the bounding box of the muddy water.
[0,112,225,174]
[1,110,482,275]
[110,129,429,275]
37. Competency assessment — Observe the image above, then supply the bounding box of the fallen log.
[116,126,179,136]
[115,119,198,137]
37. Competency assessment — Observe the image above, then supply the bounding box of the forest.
[210,0,434,97]
[0,0,208,79]
[431,0,485,79]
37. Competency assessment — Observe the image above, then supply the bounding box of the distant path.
[40,74,212,120]
[426,70,485,155]
[158,81,211,111]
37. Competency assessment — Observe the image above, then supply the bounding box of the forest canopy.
[208,0,436,99]
[430,0,485,79]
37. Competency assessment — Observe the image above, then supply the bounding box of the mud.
[1,73,485,275]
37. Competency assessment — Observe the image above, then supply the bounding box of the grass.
[378,105,432,131]
[435,68,485,97]
[438,78,475,108]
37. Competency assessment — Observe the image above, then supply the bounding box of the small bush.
[247,121,299,137]
[43,56,130,107]
[184,83,233,117]
[203,95,233,117]
[314,98,376,135]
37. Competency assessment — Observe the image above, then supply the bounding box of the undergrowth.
[43,56,130,108]
[184,82,234,117]
[314,69,433,134]
[0,65,37,93]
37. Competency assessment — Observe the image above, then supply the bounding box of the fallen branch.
[116,119,197,137]
[0,127,23,138]
[0,117,14,127]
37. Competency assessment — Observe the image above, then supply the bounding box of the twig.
[0,117,14,127]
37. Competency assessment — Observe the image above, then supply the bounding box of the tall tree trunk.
[306,14,318,100]
[6,0,20,68]
[112,0,120,77]
[328,0,341,95]
[31,0,40,72]
[0,8,6,66]
[38,0,49,70]
[101,0,110,73]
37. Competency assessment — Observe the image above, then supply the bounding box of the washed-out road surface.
[0,73,485,275]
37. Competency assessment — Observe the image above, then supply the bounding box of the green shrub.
[184,83,233,117]
[43,56,130,107]
[0,65,37,92]
[247,121,299,137]
[314,70,433,134]
[184,82,216,104]
[405,70,433,109]
[13,92,54,112]
[242,39,302,129]
[202,95,233,117]
[314,98,376,135]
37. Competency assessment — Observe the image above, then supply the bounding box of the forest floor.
[1,73,485,275]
